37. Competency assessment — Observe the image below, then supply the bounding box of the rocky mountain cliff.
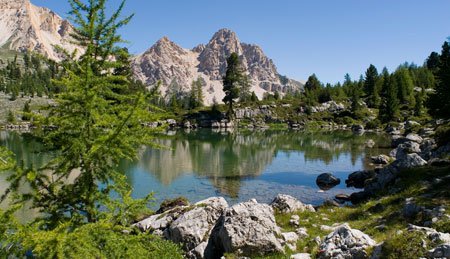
[0,0,77,60]
[132,29,303,105]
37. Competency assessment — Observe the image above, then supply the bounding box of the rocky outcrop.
[136,195,316,258]
[317,224,376,259]
[0,0,78,60]
[132,28,303,105]
[429,243,450,258]
[214,199,284,256]
[270,194,315,213]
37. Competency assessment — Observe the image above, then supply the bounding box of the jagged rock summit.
[0,0,77,60]
[132,28,303,105]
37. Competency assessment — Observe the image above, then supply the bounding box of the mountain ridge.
[132,28,303,105]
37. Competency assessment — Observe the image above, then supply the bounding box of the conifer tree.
[364,64,380,108]
[428,41,450,118]
[2,0,156,226]
[223,53,245,118]
[379,71,400,123]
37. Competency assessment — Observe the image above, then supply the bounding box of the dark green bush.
[435,123,450,146]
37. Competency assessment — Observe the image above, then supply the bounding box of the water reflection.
[1,130,390,208]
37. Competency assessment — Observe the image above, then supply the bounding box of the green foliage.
[364,64,380,108]
[381,231,429,259]
[189,77,204,109]
[428,41,450,118]
[435,123,450,146]
[21,100,32,121]
[6,110,16,124]
[223,53,247,118]
[379,72,400,123]
[3,219,182,258]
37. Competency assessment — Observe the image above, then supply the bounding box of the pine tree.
[6,110,16,124]
[428,41,450,118]
[223,53,245,118]
[379,72,400,123]
[364,64,380,108]
[22,100,31,121]
[395,67,415,108]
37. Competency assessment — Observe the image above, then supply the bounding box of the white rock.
[318,224,376,259]
[270,194,315,213]
[215,199,284,256]
[291,253,311,259]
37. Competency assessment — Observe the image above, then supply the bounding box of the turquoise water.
[0,129,390,210]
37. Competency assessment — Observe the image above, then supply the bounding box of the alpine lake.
[0,129,391,217]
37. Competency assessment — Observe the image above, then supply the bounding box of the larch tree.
[223,52,246,119]
[428,41,450,118]
[2,0,157,227]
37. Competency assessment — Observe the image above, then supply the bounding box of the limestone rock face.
[214,199,284,256]
[318,224,376,259]
[132,28,303,105]
[0,0,78,60]
[167,197,228,252]
[270,194,315,213]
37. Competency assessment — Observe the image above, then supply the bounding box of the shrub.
[366,119,381,130]
[435,123,450,146]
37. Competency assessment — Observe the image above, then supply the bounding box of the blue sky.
[34,0,450,84]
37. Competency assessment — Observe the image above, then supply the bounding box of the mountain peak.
[209,28,239,44]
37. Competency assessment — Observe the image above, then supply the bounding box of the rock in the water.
[365,139,375,148]
[429,243,450,259]
[270,194,315,213]
[335,194,351,202]
[167,197,228,251]
[371,154,390,165]
[396,141,421,159]
[346,170,375,189]
[317,224,376,259]
[291,253,311,259]
[214,199,284,256]
[316,173,341,191]
[352,124,365,134]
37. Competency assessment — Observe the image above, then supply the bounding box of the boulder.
[270,194,315,213]
[291,253,311,259]
[296,227,309,238]
[370,155,390,165]
[396,141,421,159]
[134,206,187,232]
[316,173,341,191]
[214,199,284,256]
[402,198,424,219]
[290,215,300,226]
[346,170,375,189]
[167,197,228,251]
[405,133,423,144]
[281,232,299,251]
[428,158,450,167]
[365,139,375,148]
[317,224,376,259]
[166,119,177,127]
[429,243,450,259]
[408,224,450,244]
[351,124,365,134]
[393,153,427,169]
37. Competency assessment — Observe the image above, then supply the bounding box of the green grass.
[223,165,450,258]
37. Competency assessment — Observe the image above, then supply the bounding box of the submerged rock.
[270,194,315,213]
[316,173,341,191]
[317,224,376,259]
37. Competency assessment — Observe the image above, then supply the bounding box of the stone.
[282,232,299,251]
[350,191,370,204]
[408,225,450,244]
[402,198,423,219]
[429,243,450,259]
[316,173,341,191]
[365,139,376,148]
[166,119,177,127]
[290,215,300,226]
[346,170,375,189]
[167,197,228,252]
[291,253,311,259]
[352,124,365,134]
[396,141,421,159]
[134,206,187,232]
[371,154,390,165]
[335,194,351,202]
[296,227,309,238]
[405,133,423,144]
[317,224,376,259]
[393,153,428,169]
[214,199,284,256]
[270,194,315,213]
